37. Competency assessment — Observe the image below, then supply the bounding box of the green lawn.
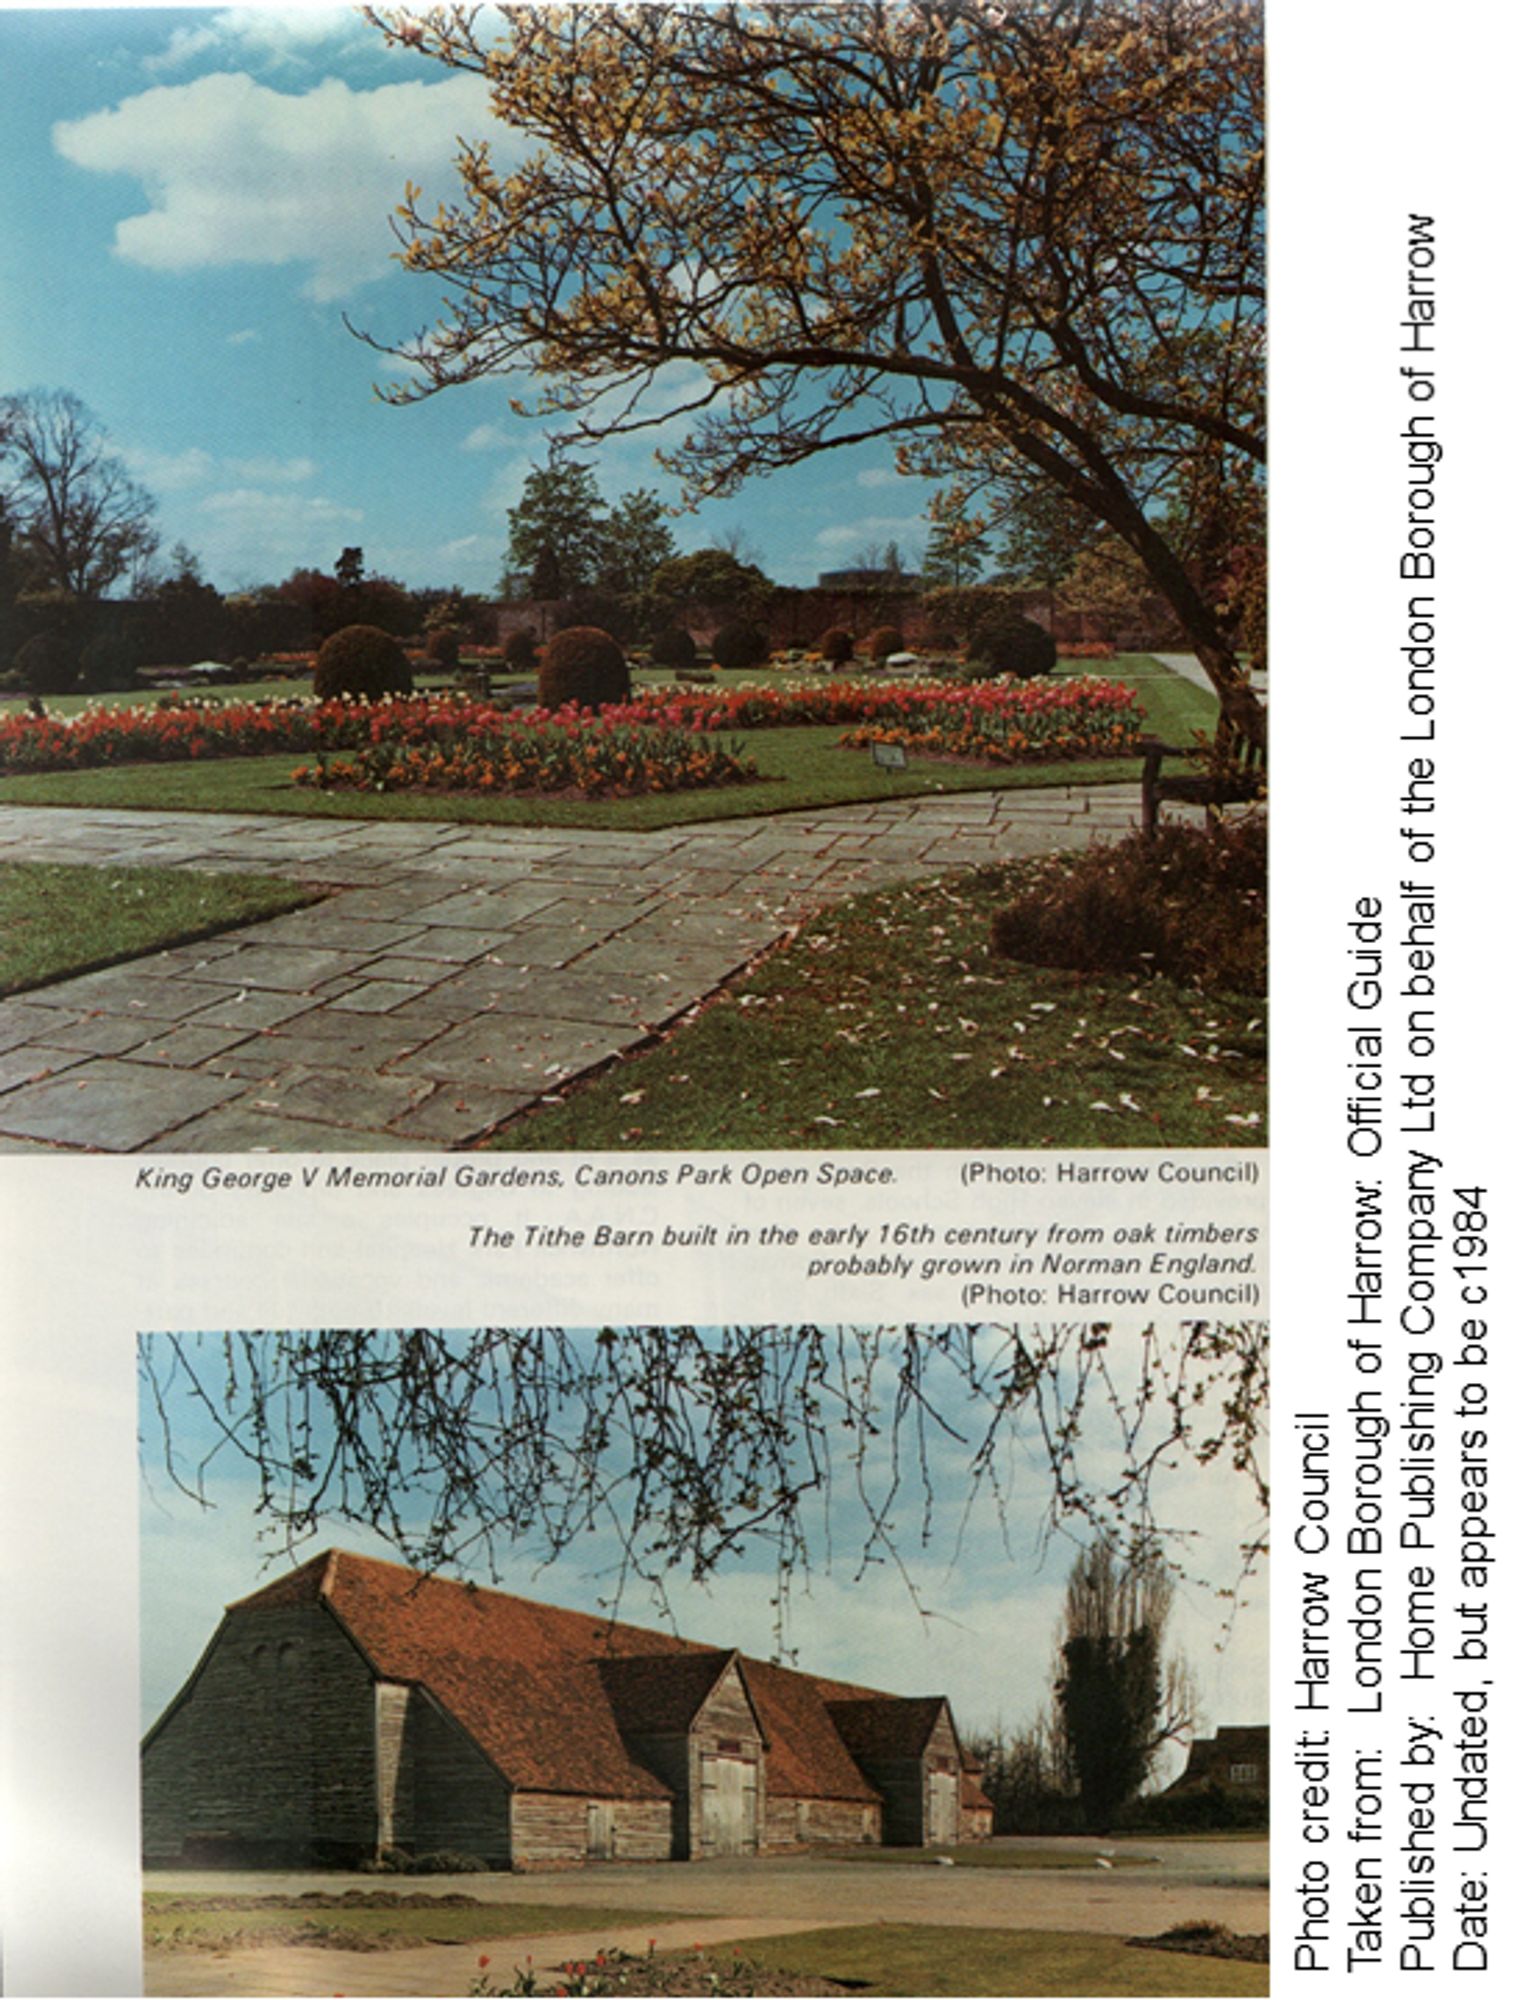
[822,1843,1153,1870]
[142,1892,694,1954]
[697,1926,1268,1996]
[0,659,1214,830]
[490,863,1266,1150]
[0,861,318,998]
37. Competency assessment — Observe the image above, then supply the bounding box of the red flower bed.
[0,675,1141,793]
[0,692,493,777]
[294,716,757,799]
[612,674,1142,755]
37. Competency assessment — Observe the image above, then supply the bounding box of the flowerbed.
[294,718,756,799]
[0,675,1141,796]
[615,674,1143,759]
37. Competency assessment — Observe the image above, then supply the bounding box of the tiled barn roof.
[824,1694,949,1762]
[597,1649,743,1737]
[228,1551,935,1807]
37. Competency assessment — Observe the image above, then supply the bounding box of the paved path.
[0,785,1141,1153]
[143,1841,1269,1996]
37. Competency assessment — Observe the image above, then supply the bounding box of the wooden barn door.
[701,1754,757,1855]
[927,1768,958,1846]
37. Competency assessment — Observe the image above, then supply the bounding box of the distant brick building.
[142,1550,993,1868]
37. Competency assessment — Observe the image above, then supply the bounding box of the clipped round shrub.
[649,624,698,672]
[710,619,769,671]
[78,629,142,692]
[16,630,79,696]
[537,625,631,711]
[502,628,539,674]
[967,605,1058,679]
[867,624,905,660]
[817,625,855,665]
[313,623,413,700]
[424,625,462,671]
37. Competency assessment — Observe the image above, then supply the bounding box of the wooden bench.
[1140,690,1266,837]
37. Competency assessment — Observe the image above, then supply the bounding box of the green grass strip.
[142,1894,695,1954]
[494,863,1266,1151]
[823,1843,1152,1869]
[736,1923,1269,1995]
[0,861,317,998]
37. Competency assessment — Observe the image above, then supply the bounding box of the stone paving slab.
[0,782,1146,1151]
[391,1014,631,1088]
[233,1064,437,1133]
[0,1058,244,1150]
[126,1022,262,1069]
[142,1106,443,1154]
[25,1013,156,1057]
[0,1044,87,1093]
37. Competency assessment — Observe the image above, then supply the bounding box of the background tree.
[140,1324,1266,1637]
[137,542,227,665]
[503,457,608,598]
[1053,1536,1197,1831]
[0,388,158,599]
[646,546,775,629]
[995,479,1105,623]
[367,0,1264,714]
[964,1714,1069,1835]
[920,485,992,589]
[273,561,415,641]
[334,545,366,588]
[596,486,679,609]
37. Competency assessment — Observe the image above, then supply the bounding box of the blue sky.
[138,1328,1268,1778]
[0,3,941,595]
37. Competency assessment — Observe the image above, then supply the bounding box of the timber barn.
[142,1550,993,1868]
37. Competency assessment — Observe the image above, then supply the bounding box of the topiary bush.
[817,624,855,665]
[991,817,1266,994]
[710,618,769,671]
[649,624,698,672]
[424,625,463,671]
[16,630,79,697]
[537,625,631,711]
[968,605,1058,679]
[867,624,905,660]
[78,628,142,693]
[502,628,539,674]
[312,623,413,701]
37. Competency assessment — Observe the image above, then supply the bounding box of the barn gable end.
[142,1593,378,1867]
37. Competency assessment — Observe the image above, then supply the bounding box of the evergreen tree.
[503,458,607,598]
[1053,1538,1196,1831]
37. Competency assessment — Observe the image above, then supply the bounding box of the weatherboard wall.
[141,1601,377,1865]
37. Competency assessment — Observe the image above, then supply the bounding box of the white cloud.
[122,444,216,492]
[54,69,495,302]
[186,484,363,579]
[462,423,514,454]
[147,6,371,76]
[226,328,261,346]
[202,486,360,528]
[814,514,927,550]
[436,534,491,563]
[224,453,317,484]
[856,467,903,490]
